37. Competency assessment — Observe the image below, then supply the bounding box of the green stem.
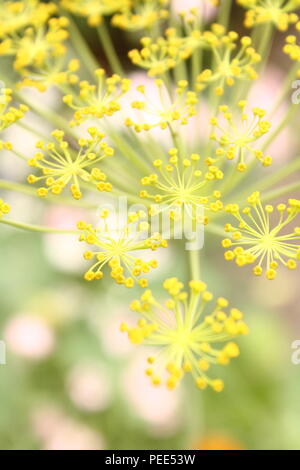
[0,218,78,234]
[263,105,297,152]
[217,0,232,29]
[261,180,300,203]
[11,148,28,161]
[192,47,202,89]
[107,132,151,174]
[254,23,273,62]
[168,123,185,157]
[15,92,79,139]
[271,62,299,115]
[205,222,225,237]
[97,22,124,75]
[17,120,50,141]
[0,179,97,208]
[189,249,201,281]
[65,14,99,78]
[235,156,300,201]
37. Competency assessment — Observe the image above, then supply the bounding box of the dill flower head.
[128,28,193,77]
[27,128,114,199]
[283,24,300,74]
[0,88,28,131]
[111,0,169,31]
[140,148,223,222]
[125,79,198,132]
[0,198,10,218]
[237,0,300,31]
[78,210,167,287]
[196,33,260,96]
[17,58,80,92]
[63,69,131,126]
[0,16,69,73]
[61,0,125,27]
[0,0,57,39]
[222,192,300,280]
[121,277,249,391]
[210,101,272,172]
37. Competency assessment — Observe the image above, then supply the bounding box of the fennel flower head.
[121,277,249,391]
[222,192,300,280]
[78,210,168,288]
[1,0,300,402]
[237,0,300,31]
[27,128,114,199]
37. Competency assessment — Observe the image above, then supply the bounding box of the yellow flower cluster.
[0,199,10,218]
[210,101,272,172]
[0,16,69,71]
[0,0,56,38]
[111,0,169,31]
[222,192,300,280]
[128,27,197,76]
[27,128,114,199]
[0,88,28,149]
[63,69,131,126]
[129,22,261,92]
[0,88,28,131]
[1,0,299,397]
[196,34,260,96]
[237,0,300,31]
[283,23,300,76]
[78,210,167,287]
[60,0,125,27]
[18,58,80,92]
[121,277,248,391]
[0,8,75,91]
[140,148,224,222]
[125,79,198,132]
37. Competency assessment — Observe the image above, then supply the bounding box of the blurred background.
[0,0,300,450]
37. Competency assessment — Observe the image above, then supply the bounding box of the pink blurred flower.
[249,65,296,163]
[4,313,55,359]
[32,405,105,450]
[99,309,134,358]
[43,206,92,273]
[121,349,182,435]
[66,364,112,412]
[171,0,217,20]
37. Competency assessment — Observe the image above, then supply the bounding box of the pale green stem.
[233,23,273,103]
[0,218,78,234]
[271,62,299,115]
[107,132,151,174]
[192,47,202,89]
[168,123,185,157]
[17,120,50,141]
[0,179,97,208]
[217,0,232,29]
[65,14,99,78]
[189,249,201,281]
[11,148,28,161]
[97,22,124,76]
[163,70,173,96]
[235,156,300,200]
[205,222,225,237]
[263,105,297,152]
[255,23,273,60]
[15,92,79,139]
[261,180,300,203]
